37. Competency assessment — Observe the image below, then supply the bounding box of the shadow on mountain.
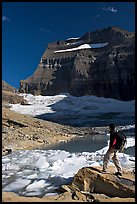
[34,96,133,127]
[34,95,93,127]
[34,104,83,128]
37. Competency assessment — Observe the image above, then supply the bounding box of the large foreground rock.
[61,166,135,201]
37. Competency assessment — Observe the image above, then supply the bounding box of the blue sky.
[2,2,135,89]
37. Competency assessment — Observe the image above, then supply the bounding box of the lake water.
[40,127,135,157]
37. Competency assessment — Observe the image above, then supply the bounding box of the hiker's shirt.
[109,131,118,149]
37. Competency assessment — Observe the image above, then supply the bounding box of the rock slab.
[61,166,135,200]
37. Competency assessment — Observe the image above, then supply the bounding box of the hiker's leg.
[112,150,122,173]
[103,148,114,171]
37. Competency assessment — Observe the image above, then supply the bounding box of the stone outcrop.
[2,90,24,105]
[60,166,135,201]
[2,80,17,93]
[2,80,27,105]
[19,26,135,101]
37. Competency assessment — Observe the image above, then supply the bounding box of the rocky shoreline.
[2,106,108,155]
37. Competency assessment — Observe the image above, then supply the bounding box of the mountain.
[19,26,135,101]
[2,80,17,93]
[2,80,24,105]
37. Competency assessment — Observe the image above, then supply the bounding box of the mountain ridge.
[2,80,17,93]
[19,26,135,101]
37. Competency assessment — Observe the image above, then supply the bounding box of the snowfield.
[10,93,135,127]
[11,93,134,116]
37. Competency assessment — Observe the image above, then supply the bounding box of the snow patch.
[54,43,108,53]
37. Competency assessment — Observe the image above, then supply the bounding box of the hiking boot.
[114,172,122,176]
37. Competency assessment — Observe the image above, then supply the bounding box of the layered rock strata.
[19,26,135,101]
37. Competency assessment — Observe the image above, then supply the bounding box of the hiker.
[102,123,122,176]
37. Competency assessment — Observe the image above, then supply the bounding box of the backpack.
[115,131,127,151]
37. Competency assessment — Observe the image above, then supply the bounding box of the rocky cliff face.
[19,26,135,101]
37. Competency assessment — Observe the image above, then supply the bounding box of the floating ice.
[35,157,49,169]
[2,135,135,197]
[26,180,46,191]
[125,137,135,148]
[3,178,31,192]
[26,173,38,179]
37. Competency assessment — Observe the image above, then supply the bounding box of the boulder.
[60,166,135,201]
[20,99,31,105]
[2,148,12,156]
